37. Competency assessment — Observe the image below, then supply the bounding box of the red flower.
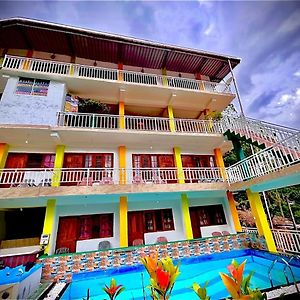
[156,266,171,291]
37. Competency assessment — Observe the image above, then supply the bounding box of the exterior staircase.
[222,115,299,149]
[223,115,300,185]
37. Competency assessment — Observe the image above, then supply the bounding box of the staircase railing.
[227,132,300,183]
[222,115,298,147]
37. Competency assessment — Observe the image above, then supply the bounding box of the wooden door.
[181,155,194,168]
[158,155,174,167]
[189,208,201,239]
[128,211,144,246]
[56,217,78,253]
[63,154,84,185]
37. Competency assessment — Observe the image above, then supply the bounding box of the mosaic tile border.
[38,233,266,282]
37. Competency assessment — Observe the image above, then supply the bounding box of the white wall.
[51,202,120,254]
[128,196,186,244]
[188,194,236,237]
[0,77,66,126]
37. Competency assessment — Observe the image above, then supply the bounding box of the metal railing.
[223,115,298,147]
[227,133,300,183]
[272,228,300,254]
[175,118,223,134]
[125,115,170,132]
[57,112,119,129]
[56,112,224,134]
[0,167,224,187]
[2,55,232,95]
[242,227,258,234]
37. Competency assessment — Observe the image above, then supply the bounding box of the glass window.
[15,77,49,96]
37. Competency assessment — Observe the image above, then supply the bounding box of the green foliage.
[78,98,111,114]
[191,281,210,300]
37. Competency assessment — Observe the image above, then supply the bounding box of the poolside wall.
[38,233,266,282]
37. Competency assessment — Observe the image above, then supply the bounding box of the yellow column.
[0,143,9,169]
[119,101,125,129]
[42,199,56,254]
[173,147,185,184]
[119,146,126,184]
[246,189,277,252]
[227,191,242,232]
[52,145,65,187]
[119,196,128,247]
[118,62,123,81]
[181,194,193,239]
[162,67,168,86]
[214,148,227,180]
[168,105,176,132]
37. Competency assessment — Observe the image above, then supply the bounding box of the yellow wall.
[173,147,185,183]
[42,199,56,254]
[119,196,128,247]
[226,191,242,232]
[181,194,193,239]
[246,189,277,252]
[119,146,126,184]
[0,143,9,169]
[52,145,65,187]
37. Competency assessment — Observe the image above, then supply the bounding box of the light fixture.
[50,53,56,59]
[50,132,60,139]
[93,60,97,67]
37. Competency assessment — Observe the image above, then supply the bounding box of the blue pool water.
[61,250,300,300]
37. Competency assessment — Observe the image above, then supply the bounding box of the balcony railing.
[2,55,232,94]
[56,112,224,134]
[227,133,300,183]
[0,167,224,188]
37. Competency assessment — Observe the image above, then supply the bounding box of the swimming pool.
[61,249,300,300]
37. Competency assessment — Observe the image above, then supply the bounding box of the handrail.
[281,258,299,293]
[0,166,224,187]
[2,55,233,95]
[268,259,278,288]
[268,257,299,292]
[227,132,300,183]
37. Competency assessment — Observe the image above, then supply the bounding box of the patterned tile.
[38,233,266,282]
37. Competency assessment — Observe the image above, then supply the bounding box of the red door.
[128,211,144,246]
[190,208,201,239]
[56,217,78,253]
[63,154,84,185]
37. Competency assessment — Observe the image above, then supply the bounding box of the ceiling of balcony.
[0,18,241,82]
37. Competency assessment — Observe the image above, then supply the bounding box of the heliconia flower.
[102,278,125,300]
[156,266,171,291]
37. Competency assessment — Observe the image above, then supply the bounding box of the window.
[190,204,226,227]
[15,77,50,96]
[144,209,174,232]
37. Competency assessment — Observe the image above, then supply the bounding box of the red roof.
[0,17,241,82]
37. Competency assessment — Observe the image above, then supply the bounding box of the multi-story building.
[0,17,299,263]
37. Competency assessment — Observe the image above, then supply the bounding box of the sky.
[1,0,300,128]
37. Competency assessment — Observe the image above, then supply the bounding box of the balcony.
[57,112,224,134]
[0,167,224,188]
[1,55,235,113]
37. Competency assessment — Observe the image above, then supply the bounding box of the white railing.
[175,118,223,134]
[2,55,232,95]
[242,227,258,234]
[227,133,300,183]
[125,115,170,132]
[0,167,224,187]
[272,229,300,254]
[57,112,119,129]
[0,168,54,187]
[183,167,224,182]
[223,115,298,147]
[57,111,225,134]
